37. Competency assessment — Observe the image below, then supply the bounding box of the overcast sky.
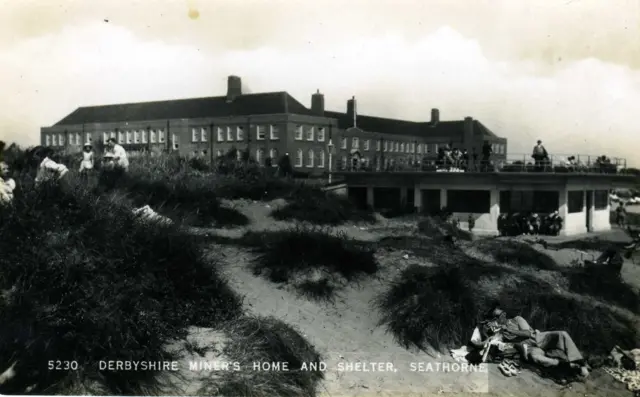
[1,0,639,165]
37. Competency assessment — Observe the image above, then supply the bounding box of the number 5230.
[48,361,79,370]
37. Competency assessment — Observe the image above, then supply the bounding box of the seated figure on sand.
[469,305,589,378]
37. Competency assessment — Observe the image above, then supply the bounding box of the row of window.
[192,125,329,143]
[101,130,167,145]
[336,138,506,155]
[45,132,93,147]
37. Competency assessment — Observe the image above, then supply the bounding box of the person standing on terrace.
[481,141,493,171]
[532,140,548,171]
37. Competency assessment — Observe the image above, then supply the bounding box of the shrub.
[375,261,640,363]
[241,226,378,300]
[102,168,249,228]
[375,265,479,350]
[203,316,323,397]
[473,240,559,270]
[0,177,243,394]
[271,188,376,226]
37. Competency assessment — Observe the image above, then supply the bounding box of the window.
[400,143,405,153]
[270,148,279,163]
[340,137,347,149]
[376,140,381,151]
[45,135,51,146]
[499,191,559,214]
[216,150,223,158]
[364,139,370,151]
[110,131,116,140]
[295,149,303,167]
[236,149,242,161]
[568,191,584,213]
[68,133,75,145]
[150,130,156,143]
[417,144,423,154]
[256,148,265,164]
[85,133,92,144]
[158,129,165,143]
[340,155,347,170]
[134,130,140,144]
[126,131,132,144]
[270,125,280,140]
[217,127,224,142]
[352,137,359,150]
[201,127,207,142]
[116,131,123,144]
[225,126,233,141]
[447,190,491,213]
[59,133,65,145]
[172,133,179,150]
[317,149,325,168]
[411,143,416,153]
[192,128,198,142]
[75,133,81,145]
[257,125,266,140]
[594,190,608,210]
[52,134,58,146]
[395,142,400,152]
[236,126,244,141]
[103,132,109,144]
[306,126,314,141]
[317,127,325,142]
[295,125,303,140]
[306,149,314,167]
[384,141,388,152]
[142,130,148,143]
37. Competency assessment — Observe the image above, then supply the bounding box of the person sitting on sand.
[0,161,16,205]
[473,305,589,378]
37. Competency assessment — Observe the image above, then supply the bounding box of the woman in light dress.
[79,143,95,173]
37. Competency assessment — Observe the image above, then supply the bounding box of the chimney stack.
[347,96,357,128]
[226,75,242,102]
[431,108,440,125]
[311,89,325,116]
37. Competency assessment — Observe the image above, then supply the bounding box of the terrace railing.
[336,153,631,175]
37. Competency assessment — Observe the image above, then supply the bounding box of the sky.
[1,0,640,165]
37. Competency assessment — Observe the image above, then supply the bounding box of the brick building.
[40,75,507,172]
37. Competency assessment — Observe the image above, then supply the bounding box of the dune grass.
[0,176,243,394]
[375,232,640,369]
[270,187,376,226]
[200,316,324,397]
[236,225,378,300]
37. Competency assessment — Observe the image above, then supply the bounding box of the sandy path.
[214,243,633,397]
[201,201,635,396]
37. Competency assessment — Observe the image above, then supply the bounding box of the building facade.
[40,76,508,173]
[335,171,635,236]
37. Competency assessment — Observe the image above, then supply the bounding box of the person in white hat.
[79,143,95,174]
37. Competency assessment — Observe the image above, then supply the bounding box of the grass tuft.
[201,316,324,397]
[240,225,378,300]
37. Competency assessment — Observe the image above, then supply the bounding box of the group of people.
[497,211,563,237]
[464,305,590,379]
[435,140,494,172]
[0,139,169,224]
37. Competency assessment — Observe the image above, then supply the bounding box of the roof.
[52,90,501,140]
[54,92,313,126]
[324,110,499,139]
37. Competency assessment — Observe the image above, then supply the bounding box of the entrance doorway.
[421,189,441,215]
[586,190,593,232]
